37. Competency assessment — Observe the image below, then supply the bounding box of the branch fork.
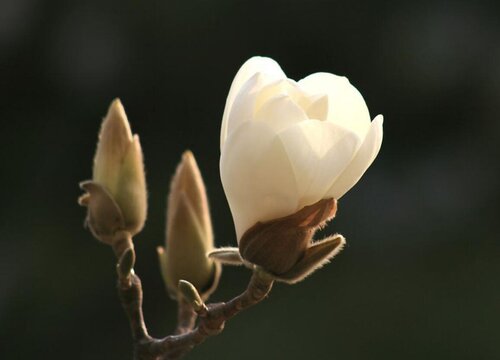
[116,246,274,360]
[78,100,347,359]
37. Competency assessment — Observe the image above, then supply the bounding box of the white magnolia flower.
[220,57,383,240]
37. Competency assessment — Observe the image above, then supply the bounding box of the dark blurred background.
[1,0,499,359]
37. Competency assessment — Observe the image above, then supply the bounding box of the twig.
[174,299,197,335]
[117,263,274,360]
[117,274,155,359]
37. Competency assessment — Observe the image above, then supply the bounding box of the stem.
[118,267,274,359]
[174,299,197,335]
[117,274,155,359]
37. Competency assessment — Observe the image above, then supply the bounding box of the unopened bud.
[117,247,136,279]
[239,198,344,283]
[178,280,206,313]
[158,151,220,300]
[79,99,147,244]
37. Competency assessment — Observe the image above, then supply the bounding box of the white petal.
[254,94,308,132]
[298,73,371,138]
[255,78,323,114]
[327,115,383,199]
[278,120,361,208]
[220,121,299,240]
[305,94,329,121]
[223,74,299,149]
[254,79,287,111]
[223,73,261,144]
[221,57,286,149]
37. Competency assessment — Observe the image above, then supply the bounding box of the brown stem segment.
[174,299,197,335]
[118,274,154,359]
[118,268,274,360]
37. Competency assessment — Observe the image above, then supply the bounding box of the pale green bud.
[158,151,220,300]
[79,99,147,245]
[177,280,206,313]
[93,99,147,236]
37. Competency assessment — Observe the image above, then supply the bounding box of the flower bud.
[178,280,206,313]
[79,99,147,246]
[158,151,220,300]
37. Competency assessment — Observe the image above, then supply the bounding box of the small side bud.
[79,99,147,248]
[118,247,136,279]
[158,151,221,300]
[178,280,206,313]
